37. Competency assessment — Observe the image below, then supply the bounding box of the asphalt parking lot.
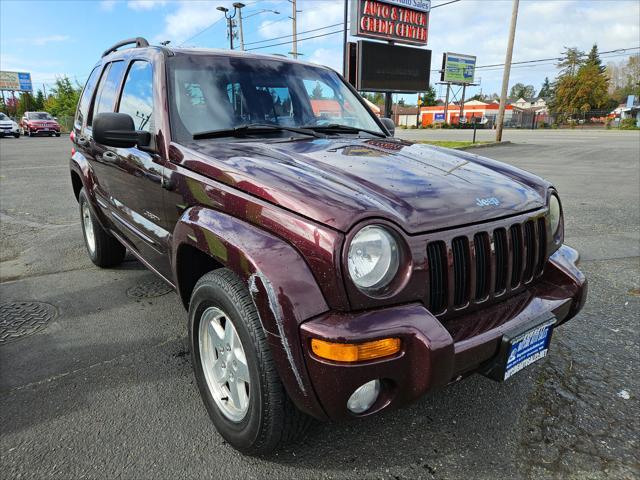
[1,131,639,479]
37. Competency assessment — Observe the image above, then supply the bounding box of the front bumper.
[300,244,587,420]
[0,128,19,136]
[28,126,60,134]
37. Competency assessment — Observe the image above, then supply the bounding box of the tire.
[55,132,60,137]
[78,188,126,267]
[13,133,19,138]
[189,269,311,455]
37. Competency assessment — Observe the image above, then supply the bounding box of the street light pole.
[233,3,246,51]
[217,5,237,50]
[495,0,519,142]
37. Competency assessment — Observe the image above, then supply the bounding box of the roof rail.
[102,37,150,58]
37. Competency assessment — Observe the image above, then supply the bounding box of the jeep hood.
[182,137,548,233]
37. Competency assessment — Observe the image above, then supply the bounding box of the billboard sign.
[0,71,33,92]
[351,0,431,46]
[441,53,476,84]
[357,40,431,93]
[434,112,445,122]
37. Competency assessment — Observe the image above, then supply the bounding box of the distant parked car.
[0,112,20,138]
[20,111,61,137]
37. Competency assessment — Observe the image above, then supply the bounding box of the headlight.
[11,122,18,129]
[348,225,399,291]
[549,194,562,235]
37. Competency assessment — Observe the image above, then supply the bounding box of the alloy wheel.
[199,306,250,422]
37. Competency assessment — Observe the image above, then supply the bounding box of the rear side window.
[75,66,100,129]
[91,61,125,124]
[118,61,154,132]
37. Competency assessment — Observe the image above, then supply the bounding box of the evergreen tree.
[586,44,605,74]
[538,77,553,98]
[34,89,45,110]
[311,81,324,100]
[557,47,585,77]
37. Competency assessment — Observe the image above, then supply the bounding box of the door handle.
[103,151,118,162]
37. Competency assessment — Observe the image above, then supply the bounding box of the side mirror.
[380,117,395,136]
[93,112,150,148]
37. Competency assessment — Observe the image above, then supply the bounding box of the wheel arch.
[172,206,330,420]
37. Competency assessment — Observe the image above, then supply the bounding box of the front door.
[105,60,171,279]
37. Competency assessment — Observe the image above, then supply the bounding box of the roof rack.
[102,37,150,58]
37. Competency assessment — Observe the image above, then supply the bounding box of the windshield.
[168,54,384,142]
[28,112,53,120]
[0,113,8,121]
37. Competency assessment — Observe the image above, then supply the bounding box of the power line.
[244,22,343,46]
[178,17,226,47]
[246,28,345,51]
[431,0,461,9]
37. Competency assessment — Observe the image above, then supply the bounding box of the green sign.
[441,53,476,85]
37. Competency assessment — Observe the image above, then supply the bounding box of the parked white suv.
[0,112,20,138]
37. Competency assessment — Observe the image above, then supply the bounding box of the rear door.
[103,59,171,277]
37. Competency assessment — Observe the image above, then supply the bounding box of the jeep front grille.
[426,216,547,315]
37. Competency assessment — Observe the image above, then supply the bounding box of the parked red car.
[20,111,61,136]
[69,38,587,454]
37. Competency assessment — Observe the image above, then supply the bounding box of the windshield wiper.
[301,123,387,138]
[193,123,324,140]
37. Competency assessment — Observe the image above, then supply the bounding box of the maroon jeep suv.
[70,38,586,454]
[21,111,61,136]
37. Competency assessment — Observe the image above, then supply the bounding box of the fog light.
[347,379,381,414]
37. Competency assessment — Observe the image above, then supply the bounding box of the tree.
[43,76,81,118]
[509,83,536,99]
[553,62,609,114]
[557,47,585,77]
[361,92,384,105]
[397,98,406,107]
[34,89,45,110]
[419,85,437,106]
[586,44,605,74]
[607,55,640,103]
[311,81,324,100]
[538,77,553,98]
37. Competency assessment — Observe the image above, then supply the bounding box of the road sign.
[0,71,33,92]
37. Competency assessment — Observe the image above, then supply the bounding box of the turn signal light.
[310,338,401,362]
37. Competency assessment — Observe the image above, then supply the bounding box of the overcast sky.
[1,0,639,101]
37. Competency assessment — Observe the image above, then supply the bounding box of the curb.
[456,141,512,150]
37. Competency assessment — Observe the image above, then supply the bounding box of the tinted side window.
[118,61,154,132]
[93,61,125,120]
[75,66,101,129]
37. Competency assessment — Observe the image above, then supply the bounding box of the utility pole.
[233,3,246,51]
[496,0,519,142]
[342,0,349,76]
[290,0,298,59]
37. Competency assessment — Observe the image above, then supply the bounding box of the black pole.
[384,92,393,119]
[473,115,477,143]
[342,0,348,76]
[228,17,234,49]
